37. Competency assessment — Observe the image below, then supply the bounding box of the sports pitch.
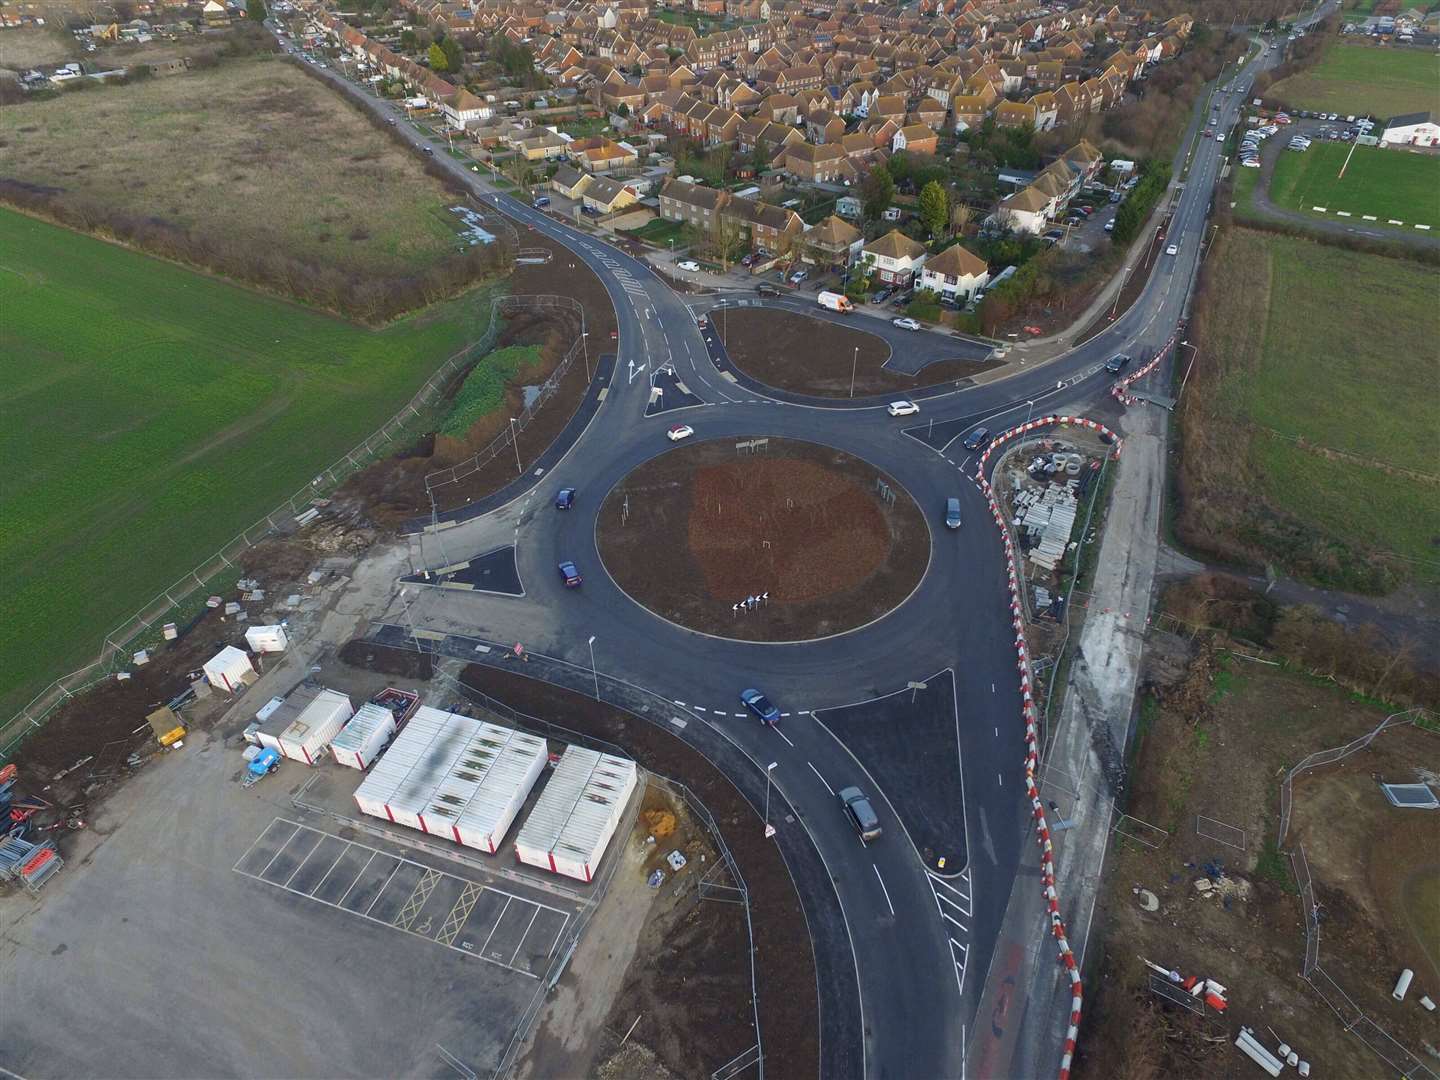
[1268,142,1440,229]
[1268,44,1440,121]
[0,210,495,717]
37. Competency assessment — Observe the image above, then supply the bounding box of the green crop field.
[0,210,498,717]
[1187,228,1440,588]
[1268,142,1440,228]
[1268,44,1440,120]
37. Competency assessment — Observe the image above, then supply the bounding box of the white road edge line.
[808,761,836,796]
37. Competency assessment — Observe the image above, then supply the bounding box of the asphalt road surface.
[283,24,1304,1078]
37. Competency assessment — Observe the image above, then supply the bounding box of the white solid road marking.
[808,761,836,796]
[873,864,896,916]
[776,729,795,748]
[997,772,1003,788]
[673,700,686,706]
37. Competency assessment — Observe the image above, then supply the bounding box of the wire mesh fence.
[1278,708,1426,845]
[1195,814,1246,851]
[424,295,587,495]
[0,294,585,764]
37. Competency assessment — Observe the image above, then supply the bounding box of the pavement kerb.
[972,414,1125,1080]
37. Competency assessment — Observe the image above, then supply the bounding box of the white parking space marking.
[233,817,570,979]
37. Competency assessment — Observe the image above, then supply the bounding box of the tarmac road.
[285,26,1301,1078]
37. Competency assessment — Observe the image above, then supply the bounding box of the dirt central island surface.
[597,437,929,641]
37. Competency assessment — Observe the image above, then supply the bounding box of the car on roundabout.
[558,561,583,588]
[887,400,920,417]
[962,427,991,451]
[555,487,576,510]
[892,317,921,331]
[667,424,695,441]
[739,688,781,726]
[838,787,883,843]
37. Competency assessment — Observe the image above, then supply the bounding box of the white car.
[887,400,920,417]
[666,424,695,441]
[1241,157,1261,168]
[1166,244,1179,256]
[675,260,701,273]
[892,317,921,331]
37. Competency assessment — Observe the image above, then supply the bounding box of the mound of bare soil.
[597,437,928,640]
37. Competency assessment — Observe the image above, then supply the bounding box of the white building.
[514,746,637,882]
[353,707,547,854]
[860,229,928,286]
[918,244,990,303]
[1380,111,1439,148]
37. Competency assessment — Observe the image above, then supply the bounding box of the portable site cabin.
[277,689,352,764]
[202,646,255,693]
[244,625,289,654]
[514,746,638,882]
[330,702,397,771]
[352,707,547,853]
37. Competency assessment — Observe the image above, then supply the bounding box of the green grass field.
[1268,44,1440,119]
[622,218,690,246]
[0,210,497,716]
[1216,230,1440,580]
[1269,143,1440,228]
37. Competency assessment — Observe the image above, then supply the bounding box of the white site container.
[515,746,638,882]
[202,646,255,693]
[277,688,353,765]
[330,702,397,771]
[352,707,547,854]
[244,624,289,654]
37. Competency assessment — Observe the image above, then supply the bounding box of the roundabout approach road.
[293,31,1292,1078]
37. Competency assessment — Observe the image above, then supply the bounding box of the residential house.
[918,243,989,301]
[443,88,491,130]
[861,229,928,287]
[799,214,864,268]
[551,165,592,200]
[580,176,641,214]
[892,123,939,155]
[568,136,639,171]
[659,178,730,230]
[775,141,853,183]
[516,129,570,161]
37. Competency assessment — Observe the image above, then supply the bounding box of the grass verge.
[439,345,544,437]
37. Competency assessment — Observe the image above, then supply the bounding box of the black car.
[555,487,576,510]
[756,283,781,297]
[871,288,892,304]
[962,427,991,452]
[838,786,883,843]
[1105,353,1132,374]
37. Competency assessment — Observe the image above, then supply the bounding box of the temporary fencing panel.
[352,706,547,853]
[514,746,638,882]
[330,702,397,770]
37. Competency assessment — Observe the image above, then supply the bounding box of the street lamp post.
[398,588,420,649]
[582,332,591,382]
[849,345,859,398]
[763,762,778,838]
[509,417,523,475]
[1025,398,1036,426]
[587,635,599,700]
[1177,341,1200,399]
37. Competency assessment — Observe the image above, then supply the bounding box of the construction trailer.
[514,746,638,882]
[202,646,255,693]
[251,686,353,764]
[353,707,547,854]
[244,624,289,653]
[330,703,397,771]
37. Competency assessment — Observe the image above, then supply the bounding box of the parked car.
[533,195,551,208]
[886,400,919,417]
[422,145,434,154]
[789,269,808,284]
[554,487,576,510]
[1105,353,1132,374]
[386,117,397,125]
[676,259,701,273]
[740,253,757,267]
[838,786,883,843]
[944,497,963,529]
[871,288,892,304]
[739,688,780,727]
[892,317,921,331]
[1104,220,1115,232]
[667,424,695,441]
[962,427,991,451]
[557,561,582,588]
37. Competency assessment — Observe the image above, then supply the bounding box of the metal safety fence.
[1281,715,1439,1080]
[0,293,582,764]
[424,295,587,496]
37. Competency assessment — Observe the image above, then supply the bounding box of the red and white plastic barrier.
[1109,330,1181,406]
[974,415,1123,1080]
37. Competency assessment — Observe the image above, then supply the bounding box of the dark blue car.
[739,688,780,726]
[555,488,576,510]
[558,561,582,588]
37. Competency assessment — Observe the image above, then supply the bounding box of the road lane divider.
[974,414,1124,1080]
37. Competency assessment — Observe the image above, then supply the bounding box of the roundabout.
[594,437,929,642]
